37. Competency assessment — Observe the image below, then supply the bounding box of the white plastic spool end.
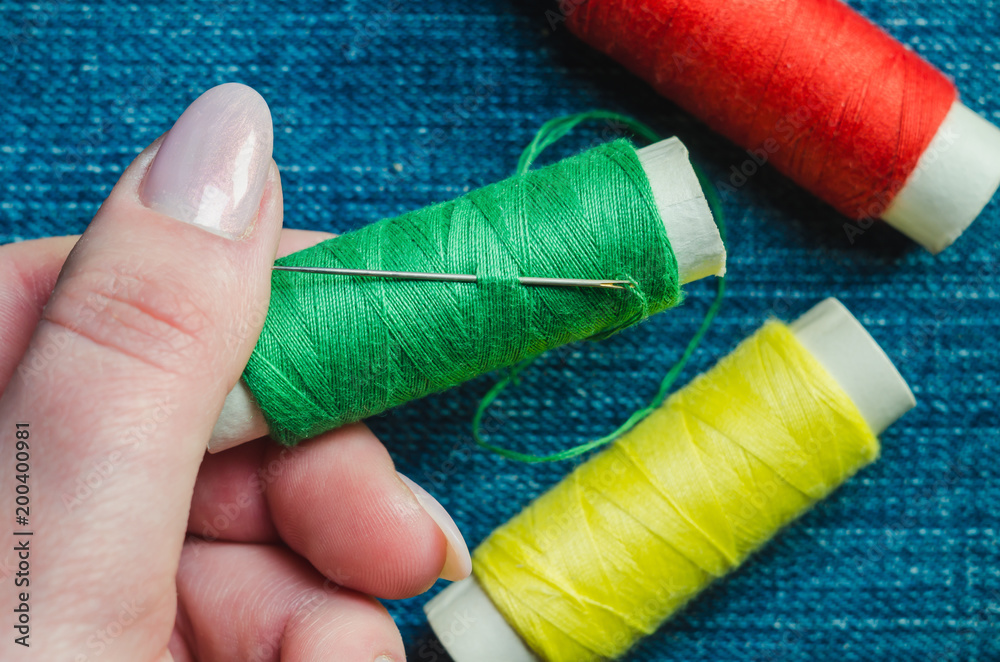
[210,380,270,453]
[425,575,539,662]
[788,298,915,435]
[636,138,727,283]
[882,101,1000,254]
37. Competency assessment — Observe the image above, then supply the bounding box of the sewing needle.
[271,265,631,289]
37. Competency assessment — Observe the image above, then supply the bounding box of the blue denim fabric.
[1,1,998,659]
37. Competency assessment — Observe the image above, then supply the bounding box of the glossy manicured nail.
[141,82,273,239]
[397,473,472,582]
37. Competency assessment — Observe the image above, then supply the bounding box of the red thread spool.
[565,0,1000,252]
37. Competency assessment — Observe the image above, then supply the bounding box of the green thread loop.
[471,111,727,462]
[242,129,686,447]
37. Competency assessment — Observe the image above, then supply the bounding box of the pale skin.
[0,136,458,660]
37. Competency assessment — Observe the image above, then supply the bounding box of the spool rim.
[882,101,1000,253]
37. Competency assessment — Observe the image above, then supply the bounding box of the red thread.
[565,0,957,220]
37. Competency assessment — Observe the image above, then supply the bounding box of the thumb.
[0,83,280,658]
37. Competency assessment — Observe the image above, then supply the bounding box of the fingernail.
[141,83,273,239]
[375,657,394,662]
[397,473,472,582]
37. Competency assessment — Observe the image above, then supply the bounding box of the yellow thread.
[472,320,879,661]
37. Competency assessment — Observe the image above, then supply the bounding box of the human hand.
[0,83,470,661]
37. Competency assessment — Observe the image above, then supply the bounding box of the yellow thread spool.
[425,298,915,661]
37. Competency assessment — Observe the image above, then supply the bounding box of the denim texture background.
[2,1,998,660]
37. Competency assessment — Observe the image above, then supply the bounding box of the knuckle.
[41,261,217,373]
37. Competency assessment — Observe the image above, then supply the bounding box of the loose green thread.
[471,111,727,462]
[242,132,687,447]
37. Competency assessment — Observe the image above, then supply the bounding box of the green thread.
[242,135,684,446]
[471,111,727,462]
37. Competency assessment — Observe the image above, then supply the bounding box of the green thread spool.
[209,135,725,451]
